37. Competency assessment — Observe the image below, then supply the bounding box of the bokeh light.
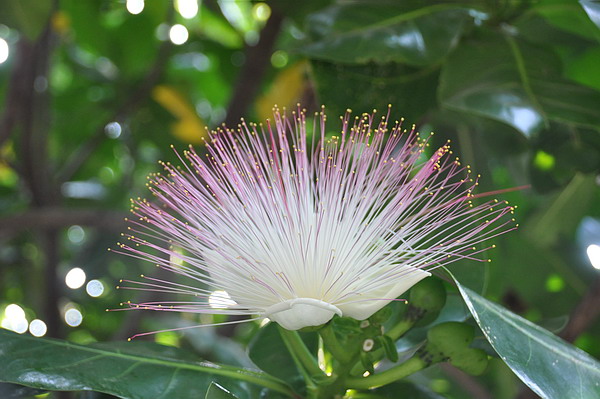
[86,279,105,297]
[67,225,85,244]
[65,308,83,327]
[29,319,47,337]
[253,3,271,22]
[104,121,122,138]
[65,267,87,289]
[1,304,28,334]
[169,24,189,45]
[175,0,198,19]
[126,0,144,15]
[586,244,600,270]
[0,38,8,64]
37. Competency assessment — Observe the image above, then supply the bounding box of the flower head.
[116,106,515,331]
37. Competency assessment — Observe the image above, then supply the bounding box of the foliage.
[0,0,599,398]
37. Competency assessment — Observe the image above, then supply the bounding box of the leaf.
[310,60,438,123]
[524,173,596,246]
[206,382,239,399]
[248,323,318,396]
[152,85,208,144]
[581,0,600,30]
[255,61,308,122]
[300,3,470,66]
[529,0,600,42]
[0,329,294,399]
[439,30,600,137]
[452,277,600,399]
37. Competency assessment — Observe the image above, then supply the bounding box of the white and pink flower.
[116,106,515,331]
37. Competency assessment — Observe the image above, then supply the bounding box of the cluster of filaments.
[113,105,516,321]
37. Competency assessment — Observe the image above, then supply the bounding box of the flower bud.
[419,322,488,375]
[407,277,447,325]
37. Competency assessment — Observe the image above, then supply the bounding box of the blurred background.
[0,0,599,398]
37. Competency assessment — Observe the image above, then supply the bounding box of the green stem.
[386,318,415,341]
[278,326,326,380]
[350,318,415,375]
[346,357,427,390]
[319,323,353,364]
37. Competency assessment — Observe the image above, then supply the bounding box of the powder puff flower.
[115,106,514,331]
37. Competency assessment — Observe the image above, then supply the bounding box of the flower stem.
[278,326,326,380]
[319,323,353,364]
[386,318,415,341]
[346,357,427,390]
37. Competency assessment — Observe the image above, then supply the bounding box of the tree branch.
[57,36,173,183]
[560,276,600,343]
[0,207,127,240]
[223,9,284,127]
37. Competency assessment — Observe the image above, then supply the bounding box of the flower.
[116,106,515,331]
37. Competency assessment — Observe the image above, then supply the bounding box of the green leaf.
[529,0,600,42]
[379,335,399,363]
[439,30,600,137]
[310,60,438,124]
[524,173,596,246]
[581,0,600,30]
[206,382,239,399]
[0,0,52,39]
[248,323,317,395]
[300,3,470,65]
[452,278,600,398]
[0,329,294,399]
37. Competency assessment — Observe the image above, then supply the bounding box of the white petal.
[265,298,342,330]
[337,267,431,320]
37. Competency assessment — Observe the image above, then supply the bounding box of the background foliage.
[0,0,599,398]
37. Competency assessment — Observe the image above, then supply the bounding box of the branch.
[57,35,173,183]
[0,207,127,240]
[560,276,600,343]
[440,364,493,399]
[223,9,284,127]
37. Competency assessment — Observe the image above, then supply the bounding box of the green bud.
[407,277,446,325]
[450,348,489,376]
[360,351,375,374]
[419,322,488,375]
[377,335,399,363]
[427,321,474,355]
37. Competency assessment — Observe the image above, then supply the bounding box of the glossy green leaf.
[439,30,600,137]
[581,0,600,29]
[248,323,318,395]
[453,278,600,399]
[530,0,600,42]
[300,3,470,65]
[206,382,239,399]
[0,329,294,399]
[310,60,438,123]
